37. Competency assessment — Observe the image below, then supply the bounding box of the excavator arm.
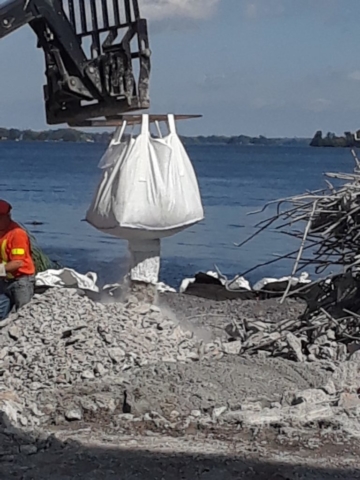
[0,0,151,125]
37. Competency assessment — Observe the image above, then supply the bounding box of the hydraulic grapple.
[0,0,151,124]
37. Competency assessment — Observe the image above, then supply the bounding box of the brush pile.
[240,151,360,278]
[231,150,360,360]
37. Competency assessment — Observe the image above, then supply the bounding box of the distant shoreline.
[310,130,360,148]
[0,127,311,146]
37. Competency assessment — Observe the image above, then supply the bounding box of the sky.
[1,0,360,136]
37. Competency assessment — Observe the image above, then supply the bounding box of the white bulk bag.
[97,122,129,169]
[86,114,204,241]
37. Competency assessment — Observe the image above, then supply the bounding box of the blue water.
[0,142,355,287]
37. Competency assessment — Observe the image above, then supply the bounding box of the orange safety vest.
[0,221,35,279]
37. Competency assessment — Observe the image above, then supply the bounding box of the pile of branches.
[247,151,360,272]
[229,151,360,360]
[238,150,360,300]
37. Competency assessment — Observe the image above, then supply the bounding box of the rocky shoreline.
[0,286,359,478]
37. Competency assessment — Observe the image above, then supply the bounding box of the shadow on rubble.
[0,414,359,480]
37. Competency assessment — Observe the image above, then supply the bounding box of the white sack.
[179,270,252,293]
[35,268,99,292]
[253,272,311,292]
[97,122,129,169]
[86,114,204,241]
[226,276,251,291]
[179,270,226,293]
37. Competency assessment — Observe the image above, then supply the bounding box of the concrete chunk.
[222,340,241,355]
[286,332,304,362]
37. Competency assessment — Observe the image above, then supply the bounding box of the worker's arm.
[5,261,23,273]
[0,229,31,277]
[0,261,22,277]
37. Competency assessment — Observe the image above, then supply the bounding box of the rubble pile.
[166,289,359,362]
[227,153,360,362]
[0,288,235,420]
[226,308,357,362]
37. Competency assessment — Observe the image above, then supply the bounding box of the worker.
[0,200,35,320]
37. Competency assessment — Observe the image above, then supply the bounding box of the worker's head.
[0,200,12,230]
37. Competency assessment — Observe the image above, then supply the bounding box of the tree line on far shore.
[2,127,360,148]
[310,130,360,148]
[0,127,310,146]
[0,128,111,143]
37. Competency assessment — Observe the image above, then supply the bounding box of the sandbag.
[35,268,99,292]
[86,114,204,240]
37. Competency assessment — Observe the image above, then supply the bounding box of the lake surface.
[0,142,355,287]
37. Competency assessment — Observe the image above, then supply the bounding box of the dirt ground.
[1,423,360,480]
[158,292,306,343]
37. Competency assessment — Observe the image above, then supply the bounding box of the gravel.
[0,287,335,426]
